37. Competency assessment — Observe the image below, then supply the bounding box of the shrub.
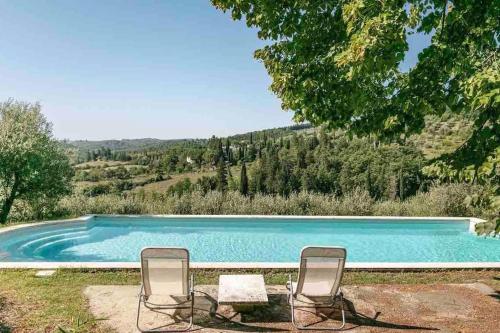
[373,200,407,216]
[190,191,224,215]
[220,192,252,215]
[408,184,481,217]
[82,183,112,197]
[336,188,374,215]
[373,184,483,217]
[5,184,488,223]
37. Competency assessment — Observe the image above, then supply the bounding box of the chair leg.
[290,292,346,331]
[136,293,194,332]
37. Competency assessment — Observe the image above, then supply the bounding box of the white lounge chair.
[287,246,347,330]
[137,247,194,332]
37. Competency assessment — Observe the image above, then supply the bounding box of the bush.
[337,189,374,215]
[82,183,112,197]
[5,184,488,223]
[407,184,482,217]
[373,184,483,217]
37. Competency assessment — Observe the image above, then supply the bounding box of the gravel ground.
[85,282,499,332]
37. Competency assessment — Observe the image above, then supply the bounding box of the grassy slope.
[74,166,242,195]
[0,269,498,332]
[411,116,471,159]
[133,170,217,193]
[73,161,130,169]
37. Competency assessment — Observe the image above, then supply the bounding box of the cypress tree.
[238,146,243,161]
[239,162,249,196]
[216,157,228,192]
[225,138,231,159]
[218,139,224,160]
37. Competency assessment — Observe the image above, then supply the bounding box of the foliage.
[338,141,425,200]
[0,100,73,224]
[82,183,112,197]
[373,183,485,217]
[161,133,425,201]
[212,0,498,163]
[6,184,484,223]
[166,178,193,196]
[424,147,499,233]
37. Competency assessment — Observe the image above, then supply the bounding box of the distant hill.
[63,115,470,162]
[228,123,312,142]
[63,138,206,152]
[63,123,313,153]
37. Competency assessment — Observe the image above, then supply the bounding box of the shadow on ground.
[192,292,437,332]
[85,283,500,332]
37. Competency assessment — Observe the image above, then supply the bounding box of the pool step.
[16,224,88,240]
[18,229,88,253]
[31,235,90,258]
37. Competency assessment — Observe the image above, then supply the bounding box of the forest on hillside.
[69,115,472,201]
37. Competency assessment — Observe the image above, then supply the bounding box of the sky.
[0,0,431,140]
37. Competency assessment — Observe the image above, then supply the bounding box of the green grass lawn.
[133,170,216,193]
[0,269,498,332]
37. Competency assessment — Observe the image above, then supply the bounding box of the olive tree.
[0,100,73,224]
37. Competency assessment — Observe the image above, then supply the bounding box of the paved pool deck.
[85,282,500,332]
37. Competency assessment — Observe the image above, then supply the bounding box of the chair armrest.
[138,284,145,298]
[190,273,195,295]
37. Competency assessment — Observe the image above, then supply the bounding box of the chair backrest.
[295,246,346,297]
[140,247,189,297]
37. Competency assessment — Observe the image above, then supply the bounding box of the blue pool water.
[0,216,498,262]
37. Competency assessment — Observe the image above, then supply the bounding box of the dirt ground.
[85,283,500,332]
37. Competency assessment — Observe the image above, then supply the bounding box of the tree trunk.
[0,175,19,224]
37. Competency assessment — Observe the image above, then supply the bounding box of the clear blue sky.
[0,0,430,140]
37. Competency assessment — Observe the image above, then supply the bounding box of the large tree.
[0,100,73,224]
[212,0,499,176]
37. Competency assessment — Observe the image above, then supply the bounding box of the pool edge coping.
[0,214,495,270]
[0,261,499,270]
[0,214,485,229]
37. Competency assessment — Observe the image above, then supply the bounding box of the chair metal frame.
[287,246,347,331]
[136,247,195,332]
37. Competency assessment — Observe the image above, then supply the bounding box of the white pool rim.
[0,214,497,270]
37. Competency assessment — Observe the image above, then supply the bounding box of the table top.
[218,274,269,305]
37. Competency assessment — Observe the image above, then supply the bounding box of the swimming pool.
[0,215,498,265]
